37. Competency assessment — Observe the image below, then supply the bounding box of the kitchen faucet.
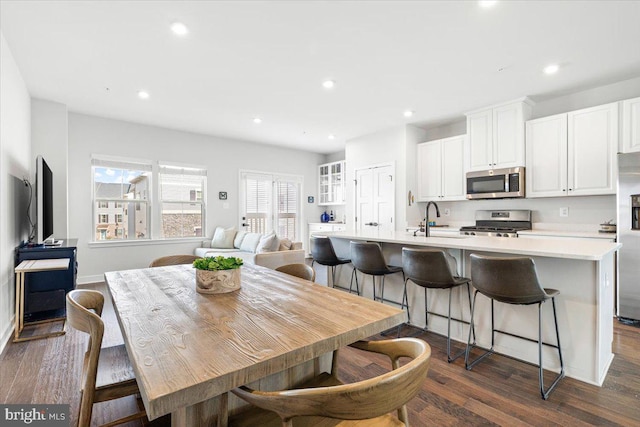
[425,201,441,237]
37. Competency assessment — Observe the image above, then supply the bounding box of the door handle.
[365,222,379,226]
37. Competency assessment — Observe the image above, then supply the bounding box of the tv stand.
[15,239,77,323]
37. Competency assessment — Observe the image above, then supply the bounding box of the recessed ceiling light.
[137,91,150,99]
[253,117,262,124]
[404,110,414,117]
[322,80,335,89]
[544,64,560,75]
[171,22,189,36]
[479,1,498,8]
[328,134,335,140]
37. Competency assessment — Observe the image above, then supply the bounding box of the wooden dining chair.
[149,254,201,267]
[275,263,316,281]
[230,337,431,427]
[66,289,147,427]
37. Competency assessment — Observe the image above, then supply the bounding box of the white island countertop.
[322,229,621,261]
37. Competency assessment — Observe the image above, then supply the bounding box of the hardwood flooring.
[1,282,639,426]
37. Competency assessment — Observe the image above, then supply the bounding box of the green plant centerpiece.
[193,256,244,294]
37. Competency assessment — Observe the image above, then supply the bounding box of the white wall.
[67,113,325,283]
[31,99,69,239]
[344,125,426,231]
[0,33,31,351]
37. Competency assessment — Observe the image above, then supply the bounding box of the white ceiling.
[2,1,640,154]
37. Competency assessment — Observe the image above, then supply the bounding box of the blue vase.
[321,211,330,223]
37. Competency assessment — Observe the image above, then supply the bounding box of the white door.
[493,102,525,168]
[441,135,466,201]
[622,97,640,153]
[466,109,493,171]
[416,141,442,201]
[355,164,394,232]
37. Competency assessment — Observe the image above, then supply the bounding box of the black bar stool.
[350,241,408,320]
[402,248,474,362]
[465,253,565,400]
[310,236,354,292]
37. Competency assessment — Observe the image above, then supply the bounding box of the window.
[92,156,152,241]
[240,171,302,241]
[159,163,207,238]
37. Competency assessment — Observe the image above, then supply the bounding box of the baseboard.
[0,316,15,356]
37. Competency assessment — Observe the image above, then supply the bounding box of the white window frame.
[91,155,153,242]
[158,162,207,239]
[239,170,303,241]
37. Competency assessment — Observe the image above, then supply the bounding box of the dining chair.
[465,254,565,400]
[66,289,147,427]
[149,254,201,267]
[275,263,316,281]
[230,337,431,427]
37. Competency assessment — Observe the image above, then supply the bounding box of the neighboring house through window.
[92,156,152,241]
[159,163,207,238]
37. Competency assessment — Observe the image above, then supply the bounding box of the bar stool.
[465,254,565,400]
[402,248,474,362]
[350,241,408,320]
[310,236,353,292]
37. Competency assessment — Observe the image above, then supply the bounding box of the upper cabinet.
[621,96,640,153]
[466,98,533,172]
[318,160,345,205]
[416,135,466,202]
[526,102,618,198]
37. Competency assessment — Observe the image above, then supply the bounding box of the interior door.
[355,164,394,232]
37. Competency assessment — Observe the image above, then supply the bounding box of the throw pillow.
[256,232,277,253]
[211,227,236,249]
[278,238,292,251]
[234,230,247,249]
[239,233,262,253]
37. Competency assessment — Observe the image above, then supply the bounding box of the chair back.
[275,263,316,281]
[66,290,105,426]
[470,254,547,304]
[402,248,457,289]
[310,236,340,265]
[149,255,201,267]
[350,241,389,275]
[233,337,431,425]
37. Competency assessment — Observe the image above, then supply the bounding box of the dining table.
[105,262,406,427]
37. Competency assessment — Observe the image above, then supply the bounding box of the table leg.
[14,272,23,340]
[171,393,228,427]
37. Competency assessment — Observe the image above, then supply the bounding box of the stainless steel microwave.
[466,167,525,200]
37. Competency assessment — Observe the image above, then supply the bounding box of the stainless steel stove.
[460,210,532,238]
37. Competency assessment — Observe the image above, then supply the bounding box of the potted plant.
[193,256,244,294]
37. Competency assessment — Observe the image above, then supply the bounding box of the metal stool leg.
[539,297,565,399]
[465,291,495,370]
[446,286,466,363]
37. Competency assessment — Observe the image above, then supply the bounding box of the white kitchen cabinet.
[416,135,466,202]
[318,160,345,205]
[621,96,640,153]
[526,102,618,198]
[466,98,533,172]
[308,222,345,255]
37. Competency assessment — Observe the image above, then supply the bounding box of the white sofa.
[194,227,305,270]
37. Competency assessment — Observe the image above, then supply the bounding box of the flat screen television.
[36,155,54,244]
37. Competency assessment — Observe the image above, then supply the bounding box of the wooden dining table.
[105,262,406,426]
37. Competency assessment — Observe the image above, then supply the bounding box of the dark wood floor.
[2,282,639,426]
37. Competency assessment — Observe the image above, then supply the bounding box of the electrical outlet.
[443,208,451,216]
[560,207,569,217]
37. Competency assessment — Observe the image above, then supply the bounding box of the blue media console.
[15,238,77,321]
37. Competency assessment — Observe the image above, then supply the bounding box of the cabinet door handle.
[365,222,379,226]
[562,189,566,192]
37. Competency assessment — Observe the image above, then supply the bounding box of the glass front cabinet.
[318,161,345,205]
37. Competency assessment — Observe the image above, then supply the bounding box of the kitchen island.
[321,229,621,386]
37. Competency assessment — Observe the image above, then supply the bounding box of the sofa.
[194,227,305,270]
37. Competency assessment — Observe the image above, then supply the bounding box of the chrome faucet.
[425,201,441,237]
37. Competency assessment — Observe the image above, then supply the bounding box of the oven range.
[460,210,532,238]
